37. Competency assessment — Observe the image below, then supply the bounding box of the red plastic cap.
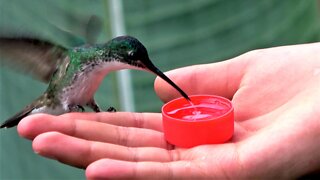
[162,95,234,148]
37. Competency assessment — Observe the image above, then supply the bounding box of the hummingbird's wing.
[0,15,102,83]
[84,15,103,45]
[0,38,67,83]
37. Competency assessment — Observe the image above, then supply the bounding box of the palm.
[18,43,320,179]
[183,87,318,178]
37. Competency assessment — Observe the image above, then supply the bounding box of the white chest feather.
[59,61,141,108]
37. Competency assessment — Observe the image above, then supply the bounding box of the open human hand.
[18,43,320,179]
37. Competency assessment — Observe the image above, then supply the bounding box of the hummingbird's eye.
[128,50,134,57]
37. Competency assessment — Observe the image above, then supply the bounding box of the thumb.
[154,57,247,102]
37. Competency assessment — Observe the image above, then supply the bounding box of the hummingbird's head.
[107,36,190,101]
[106,36,150,68]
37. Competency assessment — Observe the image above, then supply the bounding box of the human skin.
[18,43,320,179]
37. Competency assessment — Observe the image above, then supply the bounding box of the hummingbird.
[0,35,190,128]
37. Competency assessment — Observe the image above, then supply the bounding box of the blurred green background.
[0,0,319,179]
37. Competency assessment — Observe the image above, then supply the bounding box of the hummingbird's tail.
[0,105,35,128]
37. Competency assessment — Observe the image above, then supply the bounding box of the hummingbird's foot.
[77,105,85,112]
[107,106,116,112]
[87,99,101,112]
[68,105,85,112]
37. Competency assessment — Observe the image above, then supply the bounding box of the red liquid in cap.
[167,99,230,121]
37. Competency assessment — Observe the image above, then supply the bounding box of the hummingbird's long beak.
[143,59,191,101]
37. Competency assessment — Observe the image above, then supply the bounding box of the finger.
[154,57,248,102]
[18,114,168,148]
[32,132,180,168]
[60,112,163,131]
[86,159,215,179]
